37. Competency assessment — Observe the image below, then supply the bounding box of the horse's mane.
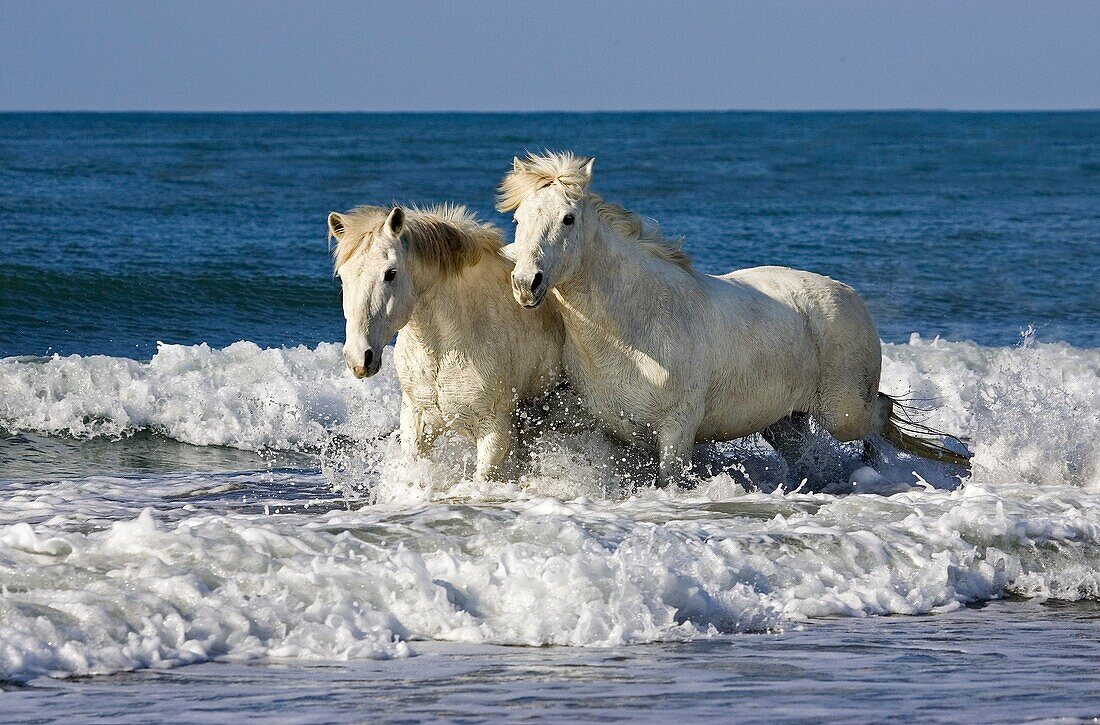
[497,151,693,272]
[331,203,503,277]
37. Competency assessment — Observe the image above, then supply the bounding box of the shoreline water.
[6,601,1099,723]
[1,335,1098,686]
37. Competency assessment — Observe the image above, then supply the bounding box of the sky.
[1,0,1099,112]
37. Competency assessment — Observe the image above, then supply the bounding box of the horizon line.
[1,107,1099,115]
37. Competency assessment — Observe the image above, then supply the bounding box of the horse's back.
[720,265,853,304]
[720,266,874,338]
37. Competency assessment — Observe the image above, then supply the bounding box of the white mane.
[331,203,503,276]
[497,151,694,271]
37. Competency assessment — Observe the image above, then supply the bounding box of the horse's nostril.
[531,272,543,292]
[364,349,374,369]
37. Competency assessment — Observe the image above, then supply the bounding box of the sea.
[1,112,1098,723]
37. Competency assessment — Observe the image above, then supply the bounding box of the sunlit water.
[1,112,1098,722]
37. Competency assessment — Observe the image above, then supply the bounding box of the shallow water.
[7,601,1100,724]
[1,112,1099,721]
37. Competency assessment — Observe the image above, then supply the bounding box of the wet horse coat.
[331,204,564,479]
[499,152,930,486]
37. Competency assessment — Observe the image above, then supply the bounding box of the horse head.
[498,152,595,308]
[329,206,414,378]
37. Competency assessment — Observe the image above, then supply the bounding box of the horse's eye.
[562,213,575,226]
[384,269,397,282]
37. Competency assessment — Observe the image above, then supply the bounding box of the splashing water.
[1,333,1098,684]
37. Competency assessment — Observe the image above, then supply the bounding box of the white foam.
[3,334,1096,490]
[0,341,400,451]
[880,333,1100,490]
[2,482,1098,683]
[2,335,1099,682]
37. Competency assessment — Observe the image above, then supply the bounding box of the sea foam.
[2,335,1096,489]
[1,336,1099,682]
[1,483,1098,682]
[0,341,399,451]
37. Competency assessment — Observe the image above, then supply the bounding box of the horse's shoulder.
[393,337,436,386]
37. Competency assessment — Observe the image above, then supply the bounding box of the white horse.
[329,204,564,480]
[500,152,968,487]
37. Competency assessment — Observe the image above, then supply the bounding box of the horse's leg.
[761,412,812,487]
[399,398,430,458]
[656,419,696,488]
[475,412,511,481]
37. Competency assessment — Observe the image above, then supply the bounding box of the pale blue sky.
[2,0,1098,111]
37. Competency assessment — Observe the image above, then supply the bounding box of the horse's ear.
[385,207,405,236]
[328,212,346,239]
[499,243,519,269]
[581,157,595,186]
[512,156,524,173]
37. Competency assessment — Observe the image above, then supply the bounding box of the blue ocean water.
[2,113,1100,723]
[1,112,1098,358]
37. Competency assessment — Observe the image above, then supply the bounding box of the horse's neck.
[557,222,689,345]
[405,254,510,349]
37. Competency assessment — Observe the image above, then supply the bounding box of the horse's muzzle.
[511,270,547,308]
[521,289,545,308]
[348,347,382,378]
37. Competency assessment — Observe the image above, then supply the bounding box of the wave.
[2,334,1097,490]
[0,341,398,451]
[1,334,1099,682]
[1,482,1099,683]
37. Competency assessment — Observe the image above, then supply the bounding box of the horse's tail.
[875,393,972,468]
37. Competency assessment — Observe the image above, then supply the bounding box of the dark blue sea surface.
[1,111,1098,358]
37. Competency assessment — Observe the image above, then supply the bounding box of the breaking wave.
[1,333,1098,682]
